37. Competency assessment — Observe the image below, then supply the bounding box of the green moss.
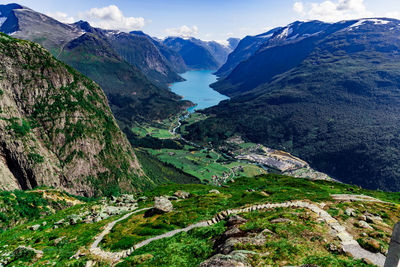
[7,118,31,137]
[28,153,44,164]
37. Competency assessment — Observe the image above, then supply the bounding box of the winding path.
[89,196,387,266]
[89,208,151,263]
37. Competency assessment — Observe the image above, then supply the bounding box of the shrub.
[8,118,31,137]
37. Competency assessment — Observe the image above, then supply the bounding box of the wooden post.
[385,222,400,267]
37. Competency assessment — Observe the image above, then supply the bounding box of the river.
[170,70,229,112]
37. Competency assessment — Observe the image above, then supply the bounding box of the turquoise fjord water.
[170,70,229,112]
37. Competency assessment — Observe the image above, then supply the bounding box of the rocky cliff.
[0,33,151,196]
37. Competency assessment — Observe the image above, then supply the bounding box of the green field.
[146,146,266,182]
[131,125,175,139]
[130,112,266,183]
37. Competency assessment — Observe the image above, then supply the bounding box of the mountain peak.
[74,20,94,32]
[130,30,146,36]
[0,3,24,15]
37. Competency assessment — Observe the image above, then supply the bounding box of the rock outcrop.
[0,33,150,196]
[153,196,173,213]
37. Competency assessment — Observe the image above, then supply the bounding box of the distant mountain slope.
[186,18,400,191]
[0,3,83,54]
[163,37,232,70]
[215,21,334,79]
[58,32,190,127]
[227,37,240,50]
[0,4,191,126]
[0,33,152,197]
[106,31,183,88]
[130,30,188,74]
[214,28,282,78]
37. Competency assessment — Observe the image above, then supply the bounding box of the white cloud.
[46,11,75,24]
[165,25,199,37]
[293,2,305,14]
[79,5,146,31]
[293,0,373,22]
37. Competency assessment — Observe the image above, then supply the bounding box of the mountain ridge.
[0,32,151,196]
[186,18,400,191]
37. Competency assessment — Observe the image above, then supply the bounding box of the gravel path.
[331,194,389,203]
[88,200,387,266]
[134,221,208,249]
[89,208,151,263]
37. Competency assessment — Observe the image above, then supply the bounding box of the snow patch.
[0,17,7,28]
[287,34,299,41]
[257,33,273,39]
[214,40,230,47]
[349,19,390,30]
[277,27,293,39]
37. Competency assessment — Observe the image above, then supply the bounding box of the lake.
[170,70,229,112]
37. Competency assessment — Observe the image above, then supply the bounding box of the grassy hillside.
[0,175,399,266]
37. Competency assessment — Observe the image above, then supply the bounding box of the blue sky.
[1,0,400,41]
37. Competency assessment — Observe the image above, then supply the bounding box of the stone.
[365,214,383,224]
[328,243,343,253]
[261,228,274,235]
[226,215,247,227]
[121,194,136,203]
[222,227,245,239]
[42,221,47,226]
[54,236,66,246]
[67,214,80,225]
[54,219,65,225]
[104,206,120,216]
[271,218,292,224]
[217,234,267,255]
[359,215,367,221]
[345,208,356,217]
[209,189,220,194]
[30,224,40,231]
[153,196,173,213]
[174,190,190,199]
[138,196,148,202]
[358,220,373,229]
[199,253,251,267]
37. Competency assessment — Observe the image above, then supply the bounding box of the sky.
[1,0,400,41]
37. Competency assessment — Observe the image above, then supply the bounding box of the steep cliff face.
[0,33,150,196]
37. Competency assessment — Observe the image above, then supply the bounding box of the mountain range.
[164,36,235,70]
[0,3,232,129]
[187,18,400,192]
[1,2,400,266]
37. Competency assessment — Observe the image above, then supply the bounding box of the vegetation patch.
[28,152,45,164]
[7,118,31,137]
